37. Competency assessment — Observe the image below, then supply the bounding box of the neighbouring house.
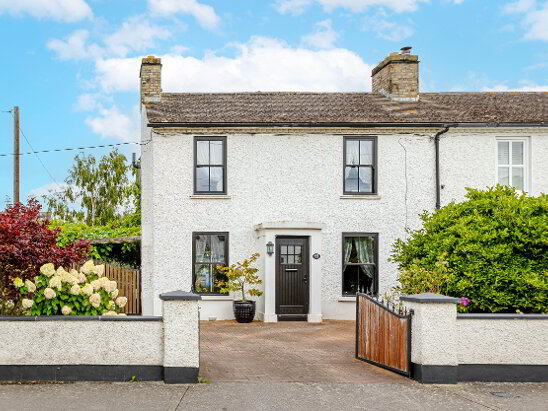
[139,48,548,321]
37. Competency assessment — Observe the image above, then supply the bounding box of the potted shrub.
[217,253,263,323]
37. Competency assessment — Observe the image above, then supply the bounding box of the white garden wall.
[0,291,201,383]
[402,294,548,383]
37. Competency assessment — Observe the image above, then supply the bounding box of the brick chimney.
[140,56,162,106]
[371,47,419,101]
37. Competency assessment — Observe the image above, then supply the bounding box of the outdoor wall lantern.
[266,241,274,256]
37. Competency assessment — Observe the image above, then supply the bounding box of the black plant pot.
[233,300,255,323]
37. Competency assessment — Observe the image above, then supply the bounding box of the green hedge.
[391,186,548,313]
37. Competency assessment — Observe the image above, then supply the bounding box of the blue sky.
[0,0,547,209]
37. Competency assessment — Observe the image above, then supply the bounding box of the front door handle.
[285,268,298,272]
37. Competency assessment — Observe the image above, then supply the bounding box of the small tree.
[216,253,263,301]
[392,186,548,313]
[0,200,89,311]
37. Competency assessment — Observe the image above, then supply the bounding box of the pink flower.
[459,297,471,307]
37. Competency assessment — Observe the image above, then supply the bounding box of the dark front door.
[275,237,309,321]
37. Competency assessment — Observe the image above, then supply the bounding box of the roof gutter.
[148,121,547,128]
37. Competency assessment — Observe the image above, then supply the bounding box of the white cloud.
[275,0,428,14]
[502,0,548,41]
[94,36,374,93]
[148,0,220,29]
[482,82,548,92]
[362,10,414,41]
[0,0,92,22]
[171,45,189,54]
[104,15,172,57]
[47,30,103,60]
[301,19,339,49]
[48,16,172,60]
[28,182,70,201]
[85,105,140,142]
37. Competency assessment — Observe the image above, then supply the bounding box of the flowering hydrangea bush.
[14,260,127,316]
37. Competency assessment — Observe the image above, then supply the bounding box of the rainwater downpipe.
[434,126,450,209]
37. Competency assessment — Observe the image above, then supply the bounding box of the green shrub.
[392,186,548,313]
[14,260,128,316]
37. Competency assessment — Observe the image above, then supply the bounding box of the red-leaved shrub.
[0,200,90,300]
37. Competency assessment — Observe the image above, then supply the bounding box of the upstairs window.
[497,139,528,192]
[194,137,226,194]
[192,232,228,294]
[344,137,377,194]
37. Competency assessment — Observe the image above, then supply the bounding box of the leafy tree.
[392,186,548,313]
[45,150,139,226]
[0,200,90,312]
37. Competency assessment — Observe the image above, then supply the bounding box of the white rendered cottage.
[140,49,548,321]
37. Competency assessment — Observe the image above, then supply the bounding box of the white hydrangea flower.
[44,288,56,300]
[110,289,119,299]
[25,280,36,293]
[78,273,87,284]
[48,276,62,290]
[61,305,72,315]
[40,263,55,277]
[5,300,14,309]
[80,260,95,275]
[115,296,128,308]
[90,280,101,291]
[56,266,68,276]
[103,310,117,316]
[82,284,93,296]
[117,313,127,317]
[22,298,33,309]
[89,293,101,308]
[94,265,105,277]
[70,268,79,276]
[70,284,81,296]
[103,280,117,293]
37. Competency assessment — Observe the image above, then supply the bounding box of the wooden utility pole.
[13,106,20,204]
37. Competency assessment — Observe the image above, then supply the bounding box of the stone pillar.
[401,293,459,384]
[160,290,201,383]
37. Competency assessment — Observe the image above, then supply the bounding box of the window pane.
[212,267,227,294]
[196,167,210,191]
[197,141,210,165]
[498,167,509,185]
[355,237,375,264]
[195,264,212,293]
[343,265,359,295]
[295,254,302,264]
[211,235,226,263]
[358,167,373,193]
[209,167,224,192]
[512,142,523,165]
[358,266,374,293]
[195,235,210,262]
[346,140,359,165]
[281,245,287,254]
[280,255,286,264]
[498,142,509,165]
[295,245,301,255]
[344,167,359,192]
[512,168,524,190]
[288,245,294,254]
[210,140,224,165]
[360,140,373,165]
[287,255,295,264]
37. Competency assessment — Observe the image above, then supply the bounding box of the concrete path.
[0,381,547,410]
[200,320,408,383]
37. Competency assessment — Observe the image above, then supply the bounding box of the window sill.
[340,195,381,200]
[200,295,233,301]
[190,195,231,200]
[338,296,356,302]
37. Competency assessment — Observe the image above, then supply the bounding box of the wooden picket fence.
[72,261,141,315]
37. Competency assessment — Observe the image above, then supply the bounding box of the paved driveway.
[200,320,410,383]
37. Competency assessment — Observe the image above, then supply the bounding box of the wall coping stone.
[159,290,201,301]
[401,293,459,304]
[0,316,162,321]
[458,313,548,320]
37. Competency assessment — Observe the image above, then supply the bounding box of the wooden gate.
[356,293,412,376]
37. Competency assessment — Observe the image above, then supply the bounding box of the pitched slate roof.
[146,92,548,125]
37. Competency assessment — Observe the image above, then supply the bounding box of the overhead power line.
[0,140,151,157]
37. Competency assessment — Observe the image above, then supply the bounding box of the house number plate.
[312,253,321,259]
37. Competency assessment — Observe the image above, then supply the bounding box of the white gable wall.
[141,126,548,320]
